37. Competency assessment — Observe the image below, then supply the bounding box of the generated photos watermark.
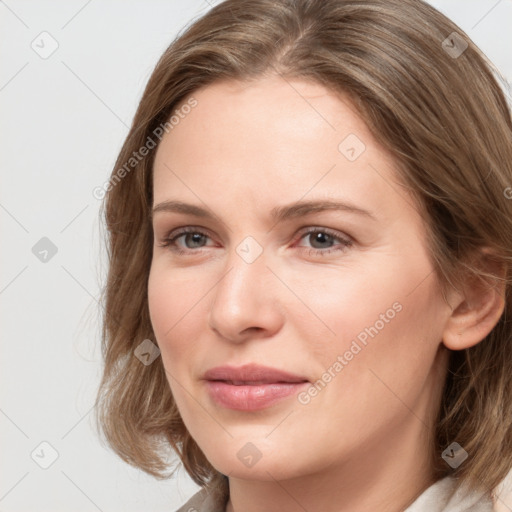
[93,97,198,200]
[298,301,403,405]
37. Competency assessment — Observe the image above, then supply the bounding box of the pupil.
[311,232,332,249]
[187,233,204,248]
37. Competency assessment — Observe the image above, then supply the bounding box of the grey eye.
[307,232,336,249]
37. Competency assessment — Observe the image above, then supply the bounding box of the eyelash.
[157,226,353,257]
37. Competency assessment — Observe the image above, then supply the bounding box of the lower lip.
[205,380,309,411]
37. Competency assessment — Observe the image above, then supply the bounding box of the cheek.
[147,265,197,365]
[298,254,445,383]
[287,269,447,462]
[284,265,401,354]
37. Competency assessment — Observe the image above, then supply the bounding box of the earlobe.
[442,252,506,351]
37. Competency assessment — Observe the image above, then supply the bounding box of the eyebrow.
[151,199,376,223]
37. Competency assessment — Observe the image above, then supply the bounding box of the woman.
[95,0,512,510]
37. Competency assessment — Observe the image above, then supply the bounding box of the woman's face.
[148,76,453,482]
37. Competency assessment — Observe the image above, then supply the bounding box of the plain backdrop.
[1,1,511,511]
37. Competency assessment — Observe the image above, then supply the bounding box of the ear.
[442,248,506,351]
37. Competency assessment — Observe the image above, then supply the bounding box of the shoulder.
[174,486,229,512]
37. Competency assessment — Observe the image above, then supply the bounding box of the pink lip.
[203,364,309,411]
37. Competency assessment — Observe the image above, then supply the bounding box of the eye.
[295,227,352,256]
[158,227,214,255]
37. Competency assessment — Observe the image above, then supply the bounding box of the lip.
[203,363,308,384]
[203,364,309,411]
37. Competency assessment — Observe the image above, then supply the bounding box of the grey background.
[1,1,511,511]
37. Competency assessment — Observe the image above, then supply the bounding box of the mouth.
[203,363,309,384]
[217,379,305,385]
[203,364,309,411]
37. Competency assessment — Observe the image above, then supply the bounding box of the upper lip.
[203,364,309,384]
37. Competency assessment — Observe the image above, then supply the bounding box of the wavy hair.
[95,0,512,499]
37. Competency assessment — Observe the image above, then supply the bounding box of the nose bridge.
[213,235,269,311]
[208,234,282,340]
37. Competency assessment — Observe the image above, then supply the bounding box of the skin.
[148,76,504,512]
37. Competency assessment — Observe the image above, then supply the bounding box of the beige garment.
[175,475,497,512]
[492,469,512,511]
[404,476,495,511]
[175,485,228,512]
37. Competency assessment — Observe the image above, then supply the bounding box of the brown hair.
[94,0,512,500]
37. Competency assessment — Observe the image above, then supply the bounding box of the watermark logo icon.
[31,31,59,59]
[442,442,468,468]
[134,339,161,366]
[442,32,468,59]
[338,134,366,162]
[237,442,263,468]
[236,236,263,264]
[31,441,59,469]
[32,237,58,263]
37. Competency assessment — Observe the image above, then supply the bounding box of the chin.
[206,446,306,482]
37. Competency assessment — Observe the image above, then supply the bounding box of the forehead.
[160,76,372,162]
[152,76,414,226]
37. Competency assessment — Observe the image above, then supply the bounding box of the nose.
[207,242,284,343]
